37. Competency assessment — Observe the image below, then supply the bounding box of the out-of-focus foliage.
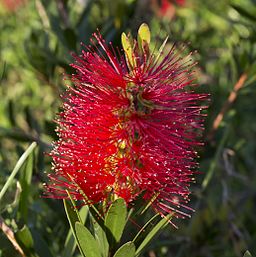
[0,0,256,256]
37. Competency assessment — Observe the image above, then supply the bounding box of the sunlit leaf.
[91,214,109,257]
[104,198,127,247]
[137,23,150,53]
[121,32,134,69]
[75,222,101,257]
[113,241,136,257]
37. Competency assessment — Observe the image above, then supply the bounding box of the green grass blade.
[18,152,34,222]
[0,142,37,202]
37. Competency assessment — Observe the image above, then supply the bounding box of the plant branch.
[0,216,25,257]
[208,73,247,140]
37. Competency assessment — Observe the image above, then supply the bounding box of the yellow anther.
[119,140,126,150]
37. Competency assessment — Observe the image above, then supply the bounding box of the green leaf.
[104,198,127,247]
[91,214,109,257]
[66,191,83,223]
[63,205,89,257]
[0,142,37,202]
[15,225,38,257]
[15,226,33,249]
[132,214,159,243]
[18,152,34,222]
[134,214,172,256]
[63,199,86,256]
[75,222,101,257]
[113,241,136,257]
[121,32,134,69]
[63,199,81,229]
[243,250,253,257]
[137,23,150,51]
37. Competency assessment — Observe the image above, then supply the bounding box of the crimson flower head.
[46,24,208,222]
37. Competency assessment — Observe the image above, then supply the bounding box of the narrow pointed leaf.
[135,214,172,256]
[105,198,127,247]
[0,142,37,202]
[66,190,83,223]
[113,241,136,257]
[18,153,34,222]
[63,200,85,256]
[63,205,88,257]
[75,222,101,257]
[132,214,159,243]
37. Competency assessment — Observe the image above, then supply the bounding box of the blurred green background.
[0,0,256,256]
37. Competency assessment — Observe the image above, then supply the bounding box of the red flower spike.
[45,24,208,222]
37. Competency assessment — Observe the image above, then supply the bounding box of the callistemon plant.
[45,24,208,256]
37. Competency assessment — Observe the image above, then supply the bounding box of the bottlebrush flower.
[46,24,208,223]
